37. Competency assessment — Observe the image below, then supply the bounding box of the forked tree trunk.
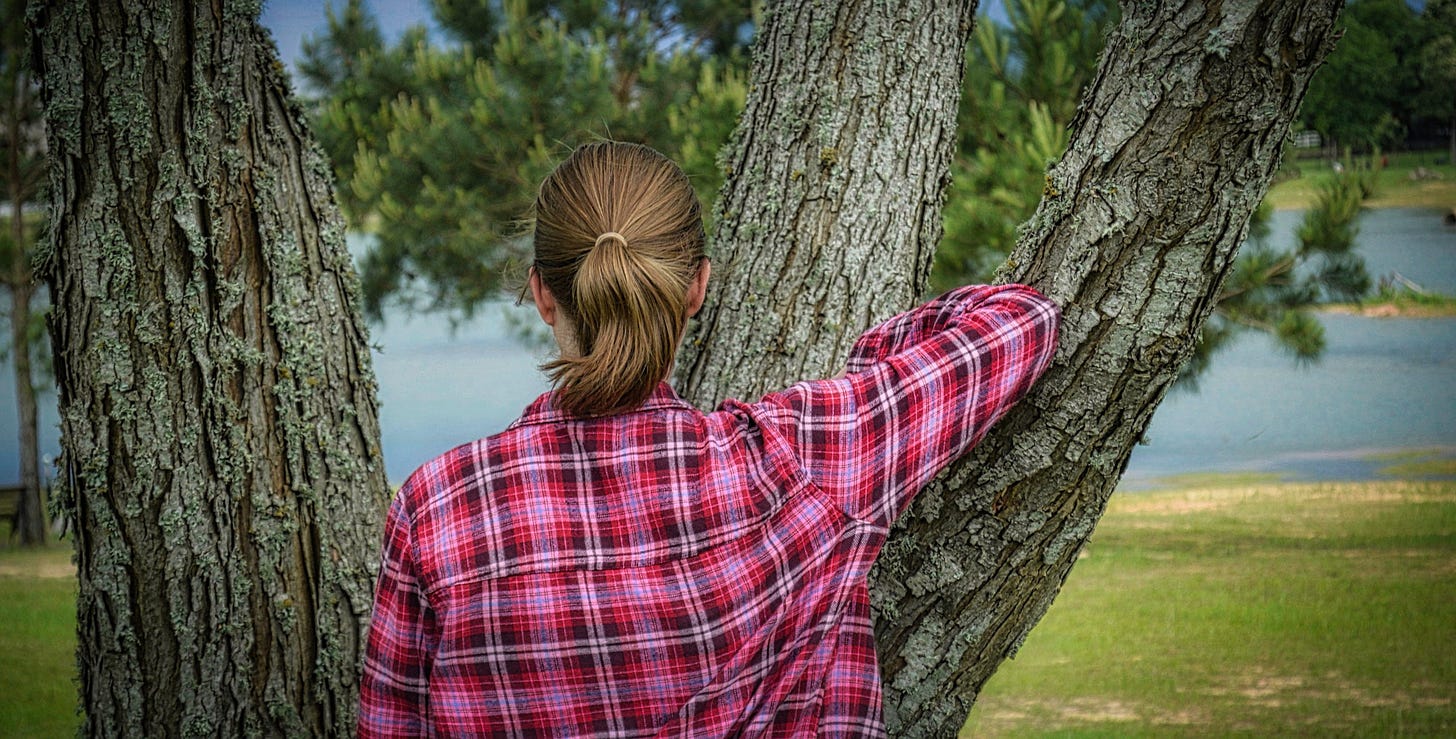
[681,1,1344,736]
[679,0,978,399]
[32,1,390,734]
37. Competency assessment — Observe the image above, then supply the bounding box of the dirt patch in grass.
[973,695,1168,730]
[0,546,76,580]
[0,560,73,579]
[1210,668,1452,712]
[1322,302,1456,318]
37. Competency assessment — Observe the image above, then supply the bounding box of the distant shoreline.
[1119,447,1456,493]
[1264,151,1455,211]
[1319,301,1456,318]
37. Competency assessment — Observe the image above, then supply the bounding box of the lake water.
[1,208,1451,489]
[1123,208,1456,487]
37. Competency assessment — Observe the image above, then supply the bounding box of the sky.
[258,0,1435,72]
[260,0,436,74]
[258,0,1015,75]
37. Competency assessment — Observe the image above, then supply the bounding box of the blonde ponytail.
[531,142,706,417]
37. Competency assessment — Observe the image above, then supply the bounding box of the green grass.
[1323,282,1456,319]
[1266,150,1456,211]
[5,482,1455,737]
[962,480,1456,737]
[0,537,78,738]
[1369,448,1456,479]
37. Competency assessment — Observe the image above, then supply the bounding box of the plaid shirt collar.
[508,381,695,428]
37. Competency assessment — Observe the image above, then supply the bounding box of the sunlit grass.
[1374,449,1456,478]
[962,480,1456,737]
[1266,151,1456,211]
[5,482,1455,737]
[0,530,78,739]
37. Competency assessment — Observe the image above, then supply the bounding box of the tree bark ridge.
[32,0,390,734]
[678,0,980,408]
[871,2,1344,734]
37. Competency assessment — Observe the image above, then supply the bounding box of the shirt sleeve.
[358,477,437,738]
[752,284,1060,530]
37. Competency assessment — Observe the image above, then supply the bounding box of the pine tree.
[300,0,750,320]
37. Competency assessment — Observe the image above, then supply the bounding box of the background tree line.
[299,0,1451,380]
[1302,0,1456,157]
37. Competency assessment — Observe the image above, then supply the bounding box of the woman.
[359,141,1060,737]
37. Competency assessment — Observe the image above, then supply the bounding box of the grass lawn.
[0,537,78,738]
[3,480,1453,736]
[962,479,1456,737]
[1266,150,1456,211]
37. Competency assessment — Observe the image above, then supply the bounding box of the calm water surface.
[1,208,1451,488]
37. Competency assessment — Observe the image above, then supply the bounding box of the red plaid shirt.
[360,284,1059,737]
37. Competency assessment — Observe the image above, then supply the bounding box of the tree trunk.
[679,0,978,400]
[681,1,1344,736]
[5,35,44,546]
[32,1,390,735]
[1448,112,1454,166]
[7,257,44,546]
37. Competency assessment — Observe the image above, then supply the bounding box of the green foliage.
[1300,0,1427,151]
[1295,164,1373,302]
[0,0,47,223]
[1185,163,1378,387]
[928,0,1391,388]
[0,0,51,382]
[1295,171,1364,256]
[933,0,1113,292]
[302,0,749,320]
[1414,0,1456,162]
[309,0,1381,388]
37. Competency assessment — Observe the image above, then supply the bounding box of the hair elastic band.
[594,232,627,249]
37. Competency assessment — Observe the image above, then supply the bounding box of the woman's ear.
[529,267,558,327]
[685,258,711,317]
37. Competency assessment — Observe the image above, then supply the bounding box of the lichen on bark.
[32,0,390,734]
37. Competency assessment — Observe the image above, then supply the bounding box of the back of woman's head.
[532,141,706,417]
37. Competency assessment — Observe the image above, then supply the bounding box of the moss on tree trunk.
[32,0,390,734]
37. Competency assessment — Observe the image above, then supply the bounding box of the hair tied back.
[594,232,628,249]
[532,141,705,417]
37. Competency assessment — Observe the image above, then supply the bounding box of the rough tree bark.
[681,1,1344,736]
[679,0,977,401]
[32,0,390,735]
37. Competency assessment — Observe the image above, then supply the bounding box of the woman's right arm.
[750,284,1060,530]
